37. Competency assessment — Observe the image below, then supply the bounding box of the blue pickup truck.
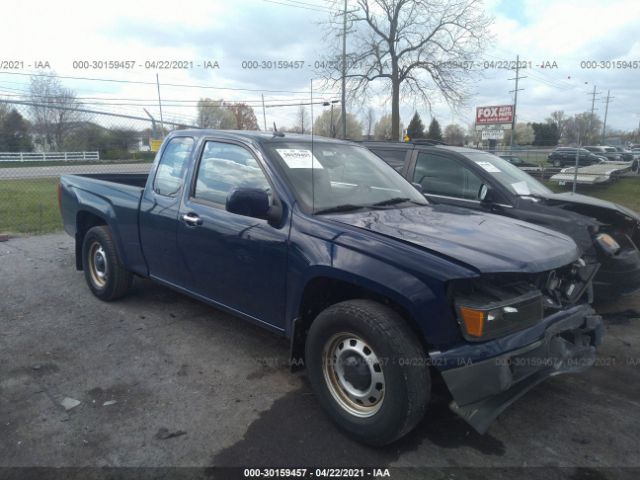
[59,130,603,445]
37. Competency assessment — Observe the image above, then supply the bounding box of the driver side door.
[177,140,289,330]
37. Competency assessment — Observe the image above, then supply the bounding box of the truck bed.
[59,172,150,276]
[69,173,149,189]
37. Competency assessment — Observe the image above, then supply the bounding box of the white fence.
[0,151,100,162]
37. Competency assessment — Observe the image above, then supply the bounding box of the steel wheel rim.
[88,241,108,288]
[322,333,385,418]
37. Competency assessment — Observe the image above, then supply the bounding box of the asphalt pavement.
[1,233,640,477]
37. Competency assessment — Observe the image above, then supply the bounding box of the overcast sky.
[1,0,638,133]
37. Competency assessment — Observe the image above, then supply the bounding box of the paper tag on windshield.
[475,161,501,173]
[276,149,323,169]
[511,181,531,196]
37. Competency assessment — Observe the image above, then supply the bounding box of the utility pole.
[143,108,158,139]
[508,55,525,148]
[156,74,165,137]
[261,94,267,131]
[587,85,600,144]
[341,0,347,139]
[601,90,613,144]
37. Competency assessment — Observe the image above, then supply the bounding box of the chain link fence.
[0,100,168,234]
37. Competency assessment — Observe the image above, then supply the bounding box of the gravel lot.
[1,233,640,476]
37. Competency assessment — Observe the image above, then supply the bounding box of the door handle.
[181,213,202,226]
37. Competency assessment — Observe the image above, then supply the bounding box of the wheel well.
[290,277,428,369]
[75,211,107,270]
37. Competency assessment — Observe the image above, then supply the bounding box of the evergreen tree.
[406,112,425,139]
[427,118,443,141]
[0,109,33,152]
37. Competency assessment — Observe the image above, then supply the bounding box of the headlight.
[595,233,620,256]
[455,290,543,341]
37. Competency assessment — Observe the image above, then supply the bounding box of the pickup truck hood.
[538,191,640,222]
[327,204,579,274]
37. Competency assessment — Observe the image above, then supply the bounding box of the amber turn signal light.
[458,307,485,337]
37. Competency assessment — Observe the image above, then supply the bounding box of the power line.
[0,70,339,95]
[261,0,334,12]
[0,93,339,109]
[0,98,198,128]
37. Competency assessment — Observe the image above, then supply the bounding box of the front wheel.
[305,300,430,446]
[552,159,561,167]
[82,226,132,301]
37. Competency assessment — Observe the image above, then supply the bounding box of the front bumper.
[430,304,603,434]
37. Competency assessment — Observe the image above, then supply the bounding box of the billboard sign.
[481,129,505,140]
[476,105,514,125]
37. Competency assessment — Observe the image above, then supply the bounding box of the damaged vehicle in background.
[59,131,604,445]
[365,141,640,300]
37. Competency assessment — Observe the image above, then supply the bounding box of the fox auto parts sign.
[476,105,514,125]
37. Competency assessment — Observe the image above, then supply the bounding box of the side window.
[153,137,195,196]
[413,152,483,200]
[369,148,407,172]
[193,141,271,205]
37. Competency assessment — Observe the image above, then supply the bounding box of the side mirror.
[411,182,423,193]
[226,188,271,220]
[478,184,493,203]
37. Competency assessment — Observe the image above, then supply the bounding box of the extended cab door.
[176,139,289,330]
[409,151,486,211]
[139,136,195,284]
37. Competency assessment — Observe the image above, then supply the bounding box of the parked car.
[498,154,541,172]
[364,141,640,300]
[584,146,623,162]
[547,147,605,167]
[611,146,634,162]
[59,130,603,445]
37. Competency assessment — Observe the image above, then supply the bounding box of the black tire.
[82,225,132,301]
[552,159,561,168]
[305,299,430,446]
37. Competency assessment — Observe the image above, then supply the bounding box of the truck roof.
[171,129,357,145]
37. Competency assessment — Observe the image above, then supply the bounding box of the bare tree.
[322,0,492,139]
[504,122,534,145]
[443,123,465,145]
[365,106,376,139]
[197,99,237,129]
[295,105,309,134]
[228,102,259,130]
[373,113,404,140]
[546,110,568,141]
[314,110,363,139]
[564,112,602,145]
[29,74,84,150]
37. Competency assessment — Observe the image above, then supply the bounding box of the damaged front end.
[541,193,640,299]
[592,216,640,299]
[431,259,603,434]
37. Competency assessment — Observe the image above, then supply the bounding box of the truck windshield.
[265,142,427,214]
[462,151,552,197]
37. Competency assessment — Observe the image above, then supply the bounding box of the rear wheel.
[305,300,430,446]
[82,226,132,301]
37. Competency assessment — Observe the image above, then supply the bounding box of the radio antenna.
[310,78,315,213]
